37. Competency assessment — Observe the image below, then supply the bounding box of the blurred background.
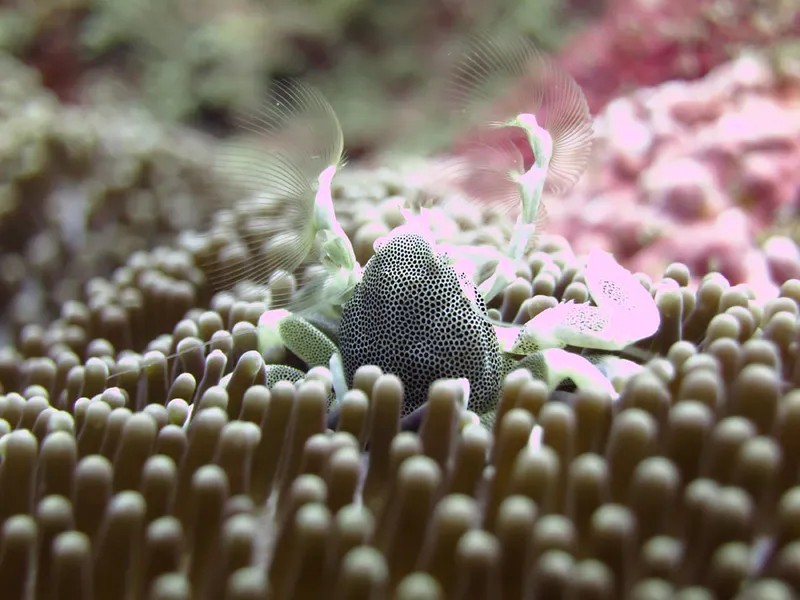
[4,0,794,146]
[1,0,607,156]
[4,0,797,154]
[1,0,799,343]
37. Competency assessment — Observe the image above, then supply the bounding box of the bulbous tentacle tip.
[460,410,482,431]
[329,351,348,409]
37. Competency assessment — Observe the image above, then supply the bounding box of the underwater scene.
[1,0,800,598]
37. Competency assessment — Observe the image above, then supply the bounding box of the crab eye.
[448,33,594,196]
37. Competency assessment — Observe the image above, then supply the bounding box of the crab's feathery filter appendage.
[210,79,347,311]
[449,33,594,197]
[449,34,546,125]
[451,137,548,227]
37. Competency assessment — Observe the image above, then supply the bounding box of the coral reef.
[2,149,800,596]
[5,0,799,159]
[1,0,584,156]
[558,0,800,113]
[455,51,800,300]
[0,53,229,345]
[2,12,800,598]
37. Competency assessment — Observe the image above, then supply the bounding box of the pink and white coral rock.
[530,52,800,300]
[558,0,800,113]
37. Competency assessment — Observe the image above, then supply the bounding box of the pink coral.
[446,51,800,299]
[544,52,800,299]
[764,235,800,283]
[558,0,800,113]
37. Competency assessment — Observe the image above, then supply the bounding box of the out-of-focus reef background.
[3,3,800,599]
[0,0,799,338]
